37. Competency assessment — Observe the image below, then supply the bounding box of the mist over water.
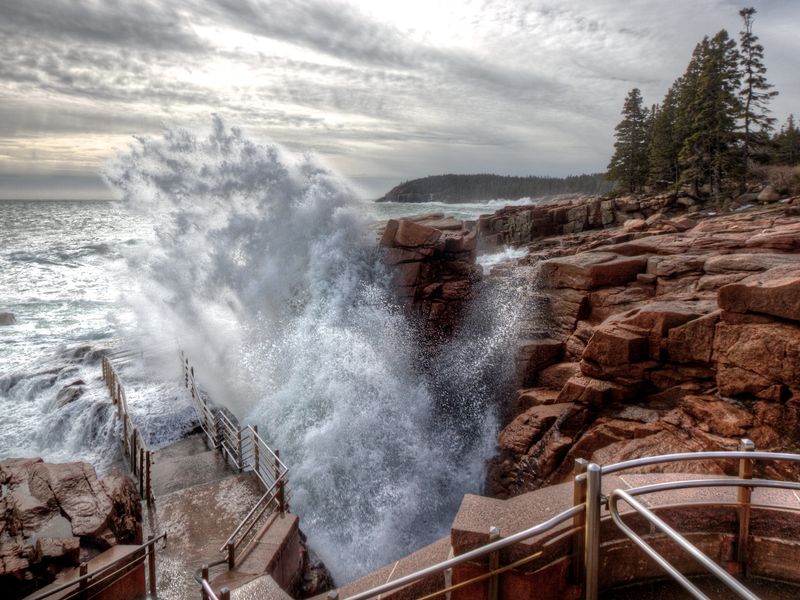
[100,118,522,581]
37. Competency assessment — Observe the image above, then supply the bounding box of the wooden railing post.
[487,526,500,600]
[737,438,755,572]
[147,534,157,598]
[570,458,588,583]
[220,587,231,600]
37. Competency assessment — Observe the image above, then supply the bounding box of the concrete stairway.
[145,432,264,600]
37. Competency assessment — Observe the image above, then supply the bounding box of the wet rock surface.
[0,458,141,598]
[479,193,800,498]
[380,213,481,343]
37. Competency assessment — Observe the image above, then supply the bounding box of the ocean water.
[0,120,530,583]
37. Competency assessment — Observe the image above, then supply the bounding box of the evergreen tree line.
[379,172,613,203]
[607,7,796,195]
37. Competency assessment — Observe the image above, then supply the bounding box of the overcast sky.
[0,0,797,199]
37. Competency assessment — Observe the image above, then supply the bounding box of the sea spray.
[104,118,522,582]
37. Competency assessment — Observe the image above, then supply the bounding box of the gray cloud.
[0,0,797,199]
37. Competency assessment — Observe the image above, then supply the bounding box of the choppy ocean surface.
[0,132,533,582]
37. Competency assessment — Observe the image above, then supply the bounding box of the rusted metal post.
[147,534,157,597]
[570,458,588,583]
[123,418,129,460]
[227,542,235,570]
[139,446,145,495]
[79,562,88,600]
[201,565,209,600]
[253,425,260,477]
[275,449,285,513]
[737,438,755,572]
[487,526,500,600]
[145,450,152,503]
[220,587,231,600]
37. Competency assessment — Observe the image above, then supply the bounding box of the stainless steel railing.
[180,352,290,573]
[313,440,800,600]
[27,532,167,600]
[609,488,759,600]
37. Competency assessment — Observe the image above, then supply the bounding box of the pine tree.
[739,7,778,181]
[679,30,742,195]
[774,115,800,165]
[649,82,682,187]
[607,88,650,193]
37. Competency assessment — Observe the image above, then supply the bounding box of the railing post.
[570,458,588,583]
[584,463,602,600]
[79,562,88,600]
[220,587,230,600]
[237,428,243,472]
[487,526,500,600]
[123,418,129,460]
[201,565,209,600]
[253,426,260,477]
[139,446,145,495]
[147,534,157,598]
[275,449,285,513]
[227,542,235,570]
[146,450,152,504]
[737,438,755,572]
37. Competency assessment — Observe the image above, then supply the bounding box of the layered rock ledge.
[484,195,800,497]
[378,191,800,502]
[0,458,141,598]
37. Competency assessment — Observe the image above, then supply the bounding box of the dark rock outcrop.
[380,214,481,342]
[0,458,141,598]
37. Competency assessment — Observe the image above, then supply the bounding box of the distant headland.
[376,173,613,203]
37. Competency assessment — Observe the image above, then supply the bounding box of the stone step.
[151,432,210,461]
[151,444,234,497]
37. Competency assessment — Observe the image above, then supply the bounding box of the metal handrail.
[342,504,583,600]
[27,533,166,600]
[219,481,281,552]
[609,489,758,600]
[595,450,800,477]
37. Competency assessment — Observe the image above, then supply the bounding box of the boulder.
[539,252,647,290]
[714,317,800,400]
[0,312,16,326]
[718,265,800,322]
[757,185,781,203]
[0,459,140,597]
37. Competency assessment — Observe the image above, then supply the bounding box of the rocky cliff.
[380,190,800,501]
[0,458,141,597]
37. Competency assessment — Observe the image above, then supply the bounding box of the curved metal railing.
[308,441,800,600]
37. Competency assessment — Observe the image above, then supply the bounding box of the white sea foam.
[477,246,530,270]
[103,118,521,582]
